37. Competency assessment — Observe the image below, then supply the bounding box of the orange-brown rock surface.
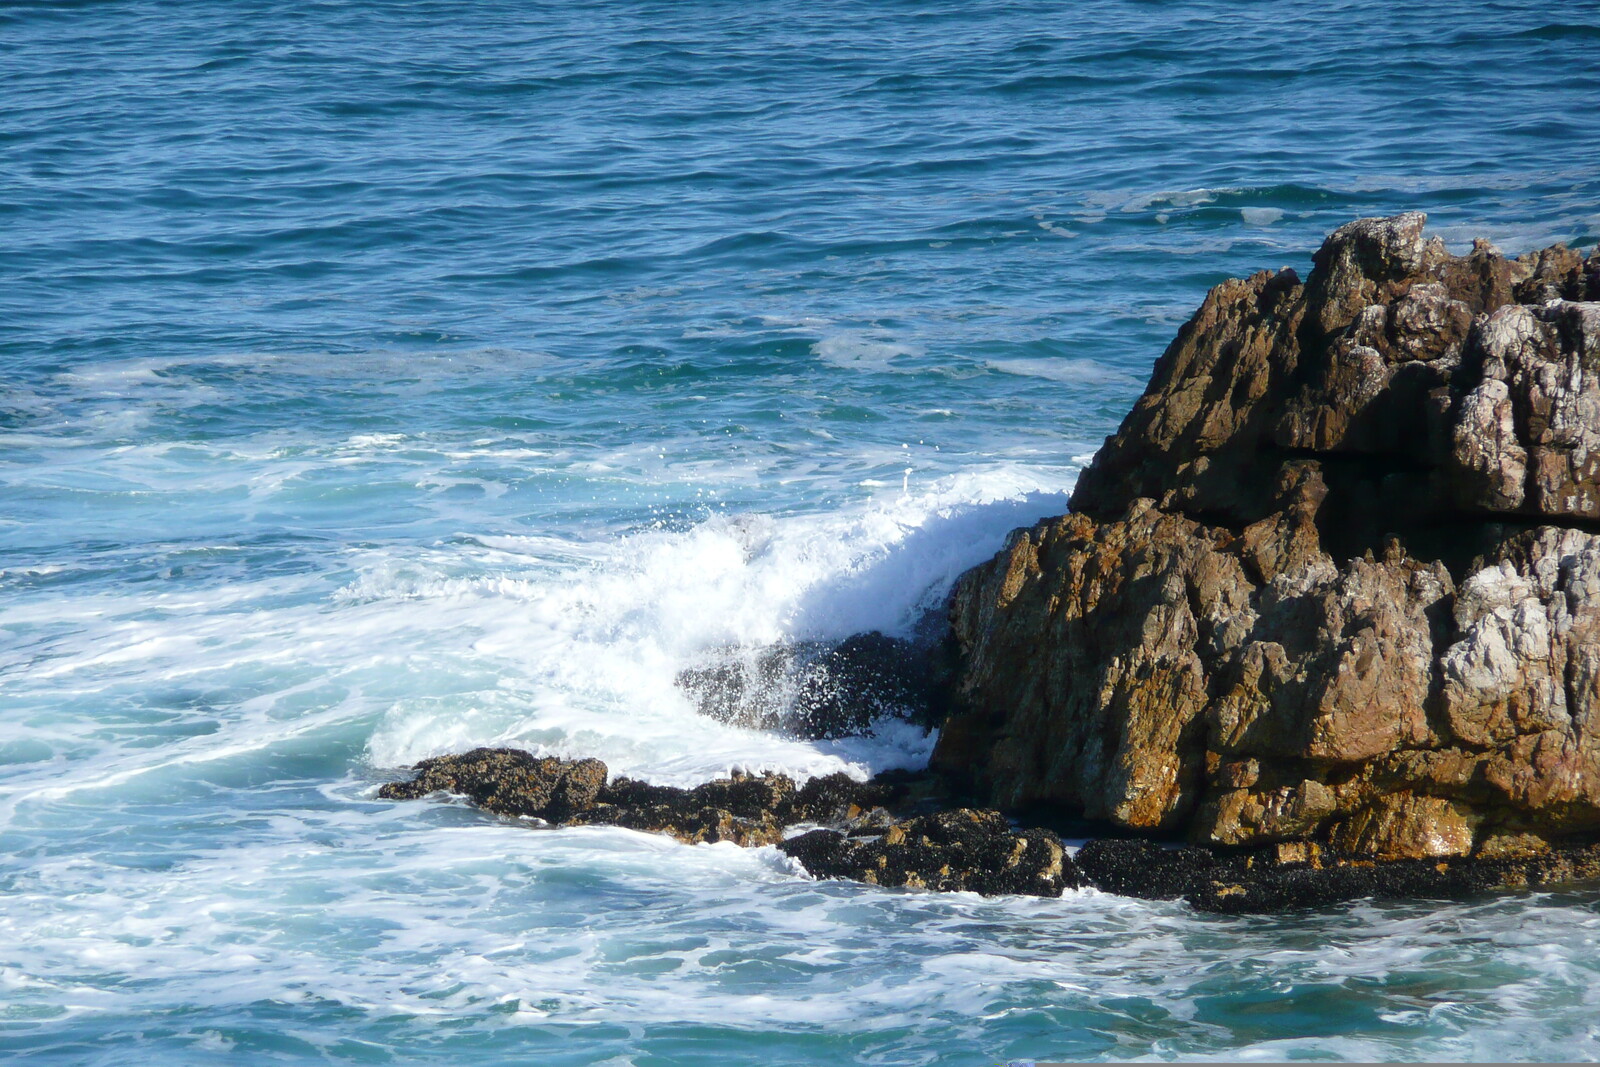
[934,213,1600,862]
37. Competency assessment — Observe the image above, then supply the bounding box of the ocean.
[5,0,1600,1062]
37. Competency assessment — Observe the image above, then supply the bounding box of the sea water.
[5,1,1600,1062]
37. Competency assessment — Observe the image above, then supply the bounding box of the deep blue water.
[4,1,1600,1063]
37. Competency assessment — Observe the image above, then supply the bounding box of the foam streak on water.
[4,0,1600,1062]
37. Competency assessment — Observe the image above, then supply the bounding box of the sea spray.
[361,467,1076,783]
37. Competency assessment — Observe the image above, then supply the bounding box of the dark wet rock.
[1185,852,1502,914]
[775,828,856,877]
[777,809,1080,897]
[678,770,798,819]
[377,747,607,822]
[675,631,943,739]
[379,748,1074,897]
[576,769,801,846]
[380,749,789,845]
[787,770,893,823]
[377,747,1600,912]
[1074,837,1600,914]
[935,214,1600,864]
[380,749,956,837]
[566,801,786,847]
[1074,839,1223,900]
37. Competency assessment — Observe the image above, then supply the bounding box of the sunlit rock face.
[935,214,1600,861]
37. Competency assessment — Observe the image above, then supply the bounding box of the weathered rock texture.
[780,809,1077,897]
[1074,836,1600,914]
[379,748,1078,896]
[378,747,1600,911]
[934,214,1600,863]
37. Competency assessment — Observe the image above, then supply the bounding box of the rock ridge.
[378,748,1079,898]
[378,747,1600,912]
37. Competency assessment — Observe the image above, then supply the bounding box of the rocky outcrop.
[377,216,1600,910]
[379,748,1077,895]
[383,747,874,846]
[383,748,611,822]
[935,214,1600,864]
[1075,836,1600,914]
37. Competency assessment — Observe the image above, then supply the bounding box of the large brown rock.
[935,214,1600,861]
[938,501,1251,830]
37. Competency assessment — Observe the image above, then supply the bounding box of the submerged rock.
[935,213,1600,864]
[675,631,943,739]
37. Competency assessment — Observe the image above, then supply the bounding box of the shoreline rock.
[379,748,1080,896]
[1075,837,1600,914]
[674,631,946,740]
[377,747,1600,912]
[934,213,1600,865]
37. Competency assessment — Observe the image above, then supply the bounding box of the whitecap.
[811,330,921,369]
[1241,206,1285,226]
[361,464,1077,784]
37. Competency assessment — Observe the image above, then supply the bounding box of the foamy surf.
[359,464,1077,784]
[0,459,1076,815]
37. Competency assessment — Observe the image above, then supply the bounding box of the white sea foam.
[1241,207,1285,226]
[811,329,922,369]
[360,463,1076,783]
[8,793,1599,1061]
[0,454,1076,816]
[1087,187,1220,214]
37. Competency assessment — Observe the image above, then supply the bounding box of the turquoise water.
[5,1,1600,1062]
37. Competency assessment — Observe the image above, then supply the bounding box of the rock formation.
[1073,836,1600,914]
[378,747,1600,911]
[934,213,1600,863]
[379,748,1079,896]
[379,216,1600,911]
[781,810,1076,897]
